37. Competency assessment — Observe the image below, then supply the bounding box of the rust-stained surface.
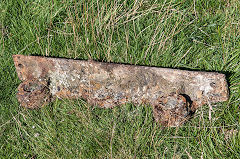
[13,55,229,127]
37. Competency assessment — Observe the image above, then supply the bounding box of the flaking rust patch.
[13,55,229,127]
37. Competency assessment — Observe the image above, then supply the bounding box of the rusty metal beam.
[13,55,229,126]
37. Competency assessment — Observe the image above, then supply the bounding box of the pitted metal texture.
[13,55,229,126]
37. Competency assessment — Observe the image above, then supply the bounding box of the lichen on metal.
[13,55,229,127]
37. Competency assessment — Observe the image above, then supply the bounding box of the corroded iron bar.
[13,55,229,126]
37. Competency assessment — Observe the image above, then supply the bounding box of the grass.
[0,0,240,158]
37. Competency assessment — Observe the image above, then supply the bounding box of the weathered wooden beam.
[13,55,229,126]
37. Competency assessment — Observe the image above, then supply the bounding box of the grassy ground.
[0,0,240,158]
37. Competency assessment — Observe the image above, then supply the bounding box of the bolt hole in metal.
[18,63,23,68]
[210,82,216,87]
